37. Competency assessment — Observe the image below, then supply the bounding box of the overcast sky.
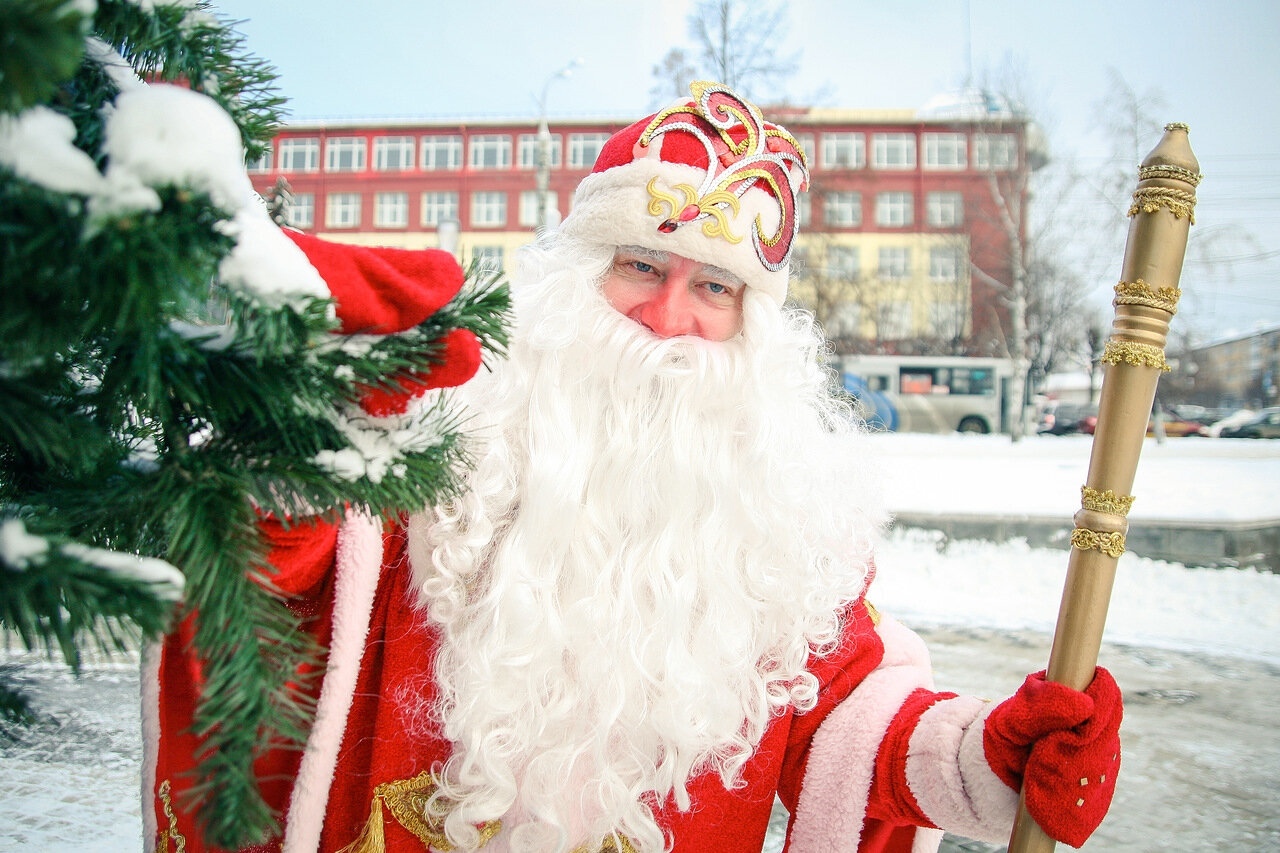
[210,0,1280,343]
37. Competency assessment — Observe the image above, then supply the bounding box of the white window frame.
[973,133,1018,171]
[797,192,811,228]
[373,136,415,172]
[420,191,459,227]
[923,133,967,170]
[246,145,272,173]
[469,134,512,170]
[875,191,914,227]
[827,245,861,280]
[872,133,916,170]
[325,192,362,229]
[277,138,319,172]
[926,191,964,227]
[286,193,314,228]
[420,135,462,170]
[821,132,865,169]
[471,245,505,272]
[878,246,911,280]
[929,301,967,338]
[471,191,507,227]
[795,133,816,168]
[519,190,560,227]
[569,133,611,168]
[929,246,962,280]
[325,137,366,172]
[876,301,914,339]
[823,191,862,227]
[518,133,563,169]
[374,192,409,228]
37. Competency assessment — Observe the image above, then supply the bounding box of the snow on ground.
[3,431,1278,851]
[865,432,1280,664]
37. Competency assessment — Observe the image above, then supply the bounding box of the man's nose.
[636,276,697,338]
[632,274,696,338]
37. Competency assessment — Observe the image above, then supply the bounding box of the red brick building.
[247,100,1040,355]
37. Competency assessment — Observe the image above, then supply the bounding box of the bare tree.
[649,47,698,108]
[685,0,799,102]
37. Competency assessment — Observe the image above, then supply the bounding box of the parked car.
[1219,407,1280,439]
[1037,402,1098,435]
[1210,408,1258,437]
[1147,407,1209,437]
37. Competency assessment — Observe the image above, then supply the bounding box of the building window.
[277,138,319,172]
[821,132,864,169]
[325,137,367,172]
[878,247,911,279]
[326,193,362,228]
[469,134,512,170]
[923,133,967,169]
[795,133,816,167]
[373,136,415,172]
[421,192,459,227]
[875,191,914,227]
[974,133,1018,170]
[929,302,967,339]
[286,193,314,228]
[828,302,862,338]
[797,193,811,227]
[471,245,505,272]
[519,190,561,227]
[374,192,409,228]
[518,133,563,169]
[872,133,916,170]
[929,246,962,280]
[246,145,272,173]
[569,133,611,168]
[421,135,463,170]
[827,245,861,279]
[823,191,862,227]
[876,301,913,338]
[471,191,507,227]
[926,192,964,227]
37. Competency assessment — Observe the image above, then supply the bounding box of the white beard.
[405,238,887,852]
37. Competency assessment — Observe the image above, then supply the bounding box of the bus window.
[900,370,934,394]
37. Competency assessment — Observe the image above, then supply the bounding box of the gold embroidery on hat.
[646,178,744,244]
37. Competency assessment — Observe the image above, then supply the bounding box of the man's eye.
[631,260,655,274]
[706,282,728,295]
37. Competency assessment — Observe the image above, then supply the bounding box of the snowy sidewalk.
[2,626,1277,852]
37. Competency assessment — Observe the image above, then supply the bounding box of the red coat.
[144,513,1018,853]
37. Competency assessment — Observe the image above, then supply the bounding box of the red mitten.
[358,327,483,416]
[282,230,482,414]
[984,667,1122,847]
[284,229,464,333]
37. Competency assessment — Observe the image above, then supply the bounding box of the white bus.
[838,355,1014,434]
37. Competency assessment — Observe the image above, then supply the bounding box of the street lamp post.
[535,58,584,234]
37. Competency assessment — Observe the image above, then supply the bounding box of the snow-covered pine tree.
[0,1,508,847]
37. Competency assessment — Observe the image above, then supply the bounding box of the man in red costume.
[147,83,1122,853]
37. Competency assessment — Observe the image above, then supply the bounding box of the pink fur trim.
[283,511,385,853]
[140,641,162,853]
[788,617,936,852]
[905,697,1018,843]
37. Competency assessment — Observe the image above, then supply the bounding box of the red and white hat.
[559,82,809,306]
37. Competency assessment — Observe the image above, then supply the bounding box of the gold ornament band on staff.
[1007,123,1201,853]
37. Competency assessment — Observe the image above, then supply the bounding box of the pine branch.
[1,5,511,847]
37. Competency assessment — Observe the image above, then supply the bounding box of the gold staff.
[1006,123,1201,853]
